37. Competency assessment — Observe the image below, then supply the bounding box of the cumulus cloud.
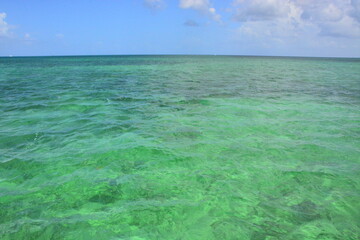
[179,0,221,22]
[319,15,360,38]
[0,13,11,37]
[233,0,303,39]
[297,0,360,37]
[299,1,344,22]
[144,0,165,10]
[233,0,360,38]
[233,0,294,21]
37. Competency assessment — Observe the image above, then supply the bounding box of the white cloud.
[179,0,221,22]
[233,0,295,21]
[321,3,344,21]
[234,0,304,39]
[144,0,165,10]
[0,13,11,37]
[180,0,208,9]
[233,0,360,38]
[298,0,360,37]
[319,15,360,38]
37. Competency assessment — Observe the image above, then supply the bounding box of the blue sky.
[1,0,360,57]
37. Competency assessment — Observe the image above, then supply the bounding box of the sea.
[0,55,359,239]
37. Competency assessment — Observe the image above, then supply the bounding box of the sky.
[1,0,360,57]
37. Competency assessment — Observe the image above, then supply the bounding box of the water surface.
[0,56,359,239]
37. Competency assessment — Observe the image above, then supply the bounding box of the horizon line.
[1,54,359,59]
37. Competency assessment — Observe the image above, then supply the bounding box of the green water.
[0,55,359,239]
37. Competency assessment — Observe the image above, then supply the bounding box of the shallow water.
[0,55,359,239]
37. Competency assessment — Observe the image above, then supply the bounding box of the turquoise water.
[0,55,359,239]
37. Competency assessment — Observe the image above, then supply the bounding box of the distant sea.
[0,55,359,239]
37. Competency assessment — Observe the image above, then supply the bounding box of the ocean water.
[0,55,359,240]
